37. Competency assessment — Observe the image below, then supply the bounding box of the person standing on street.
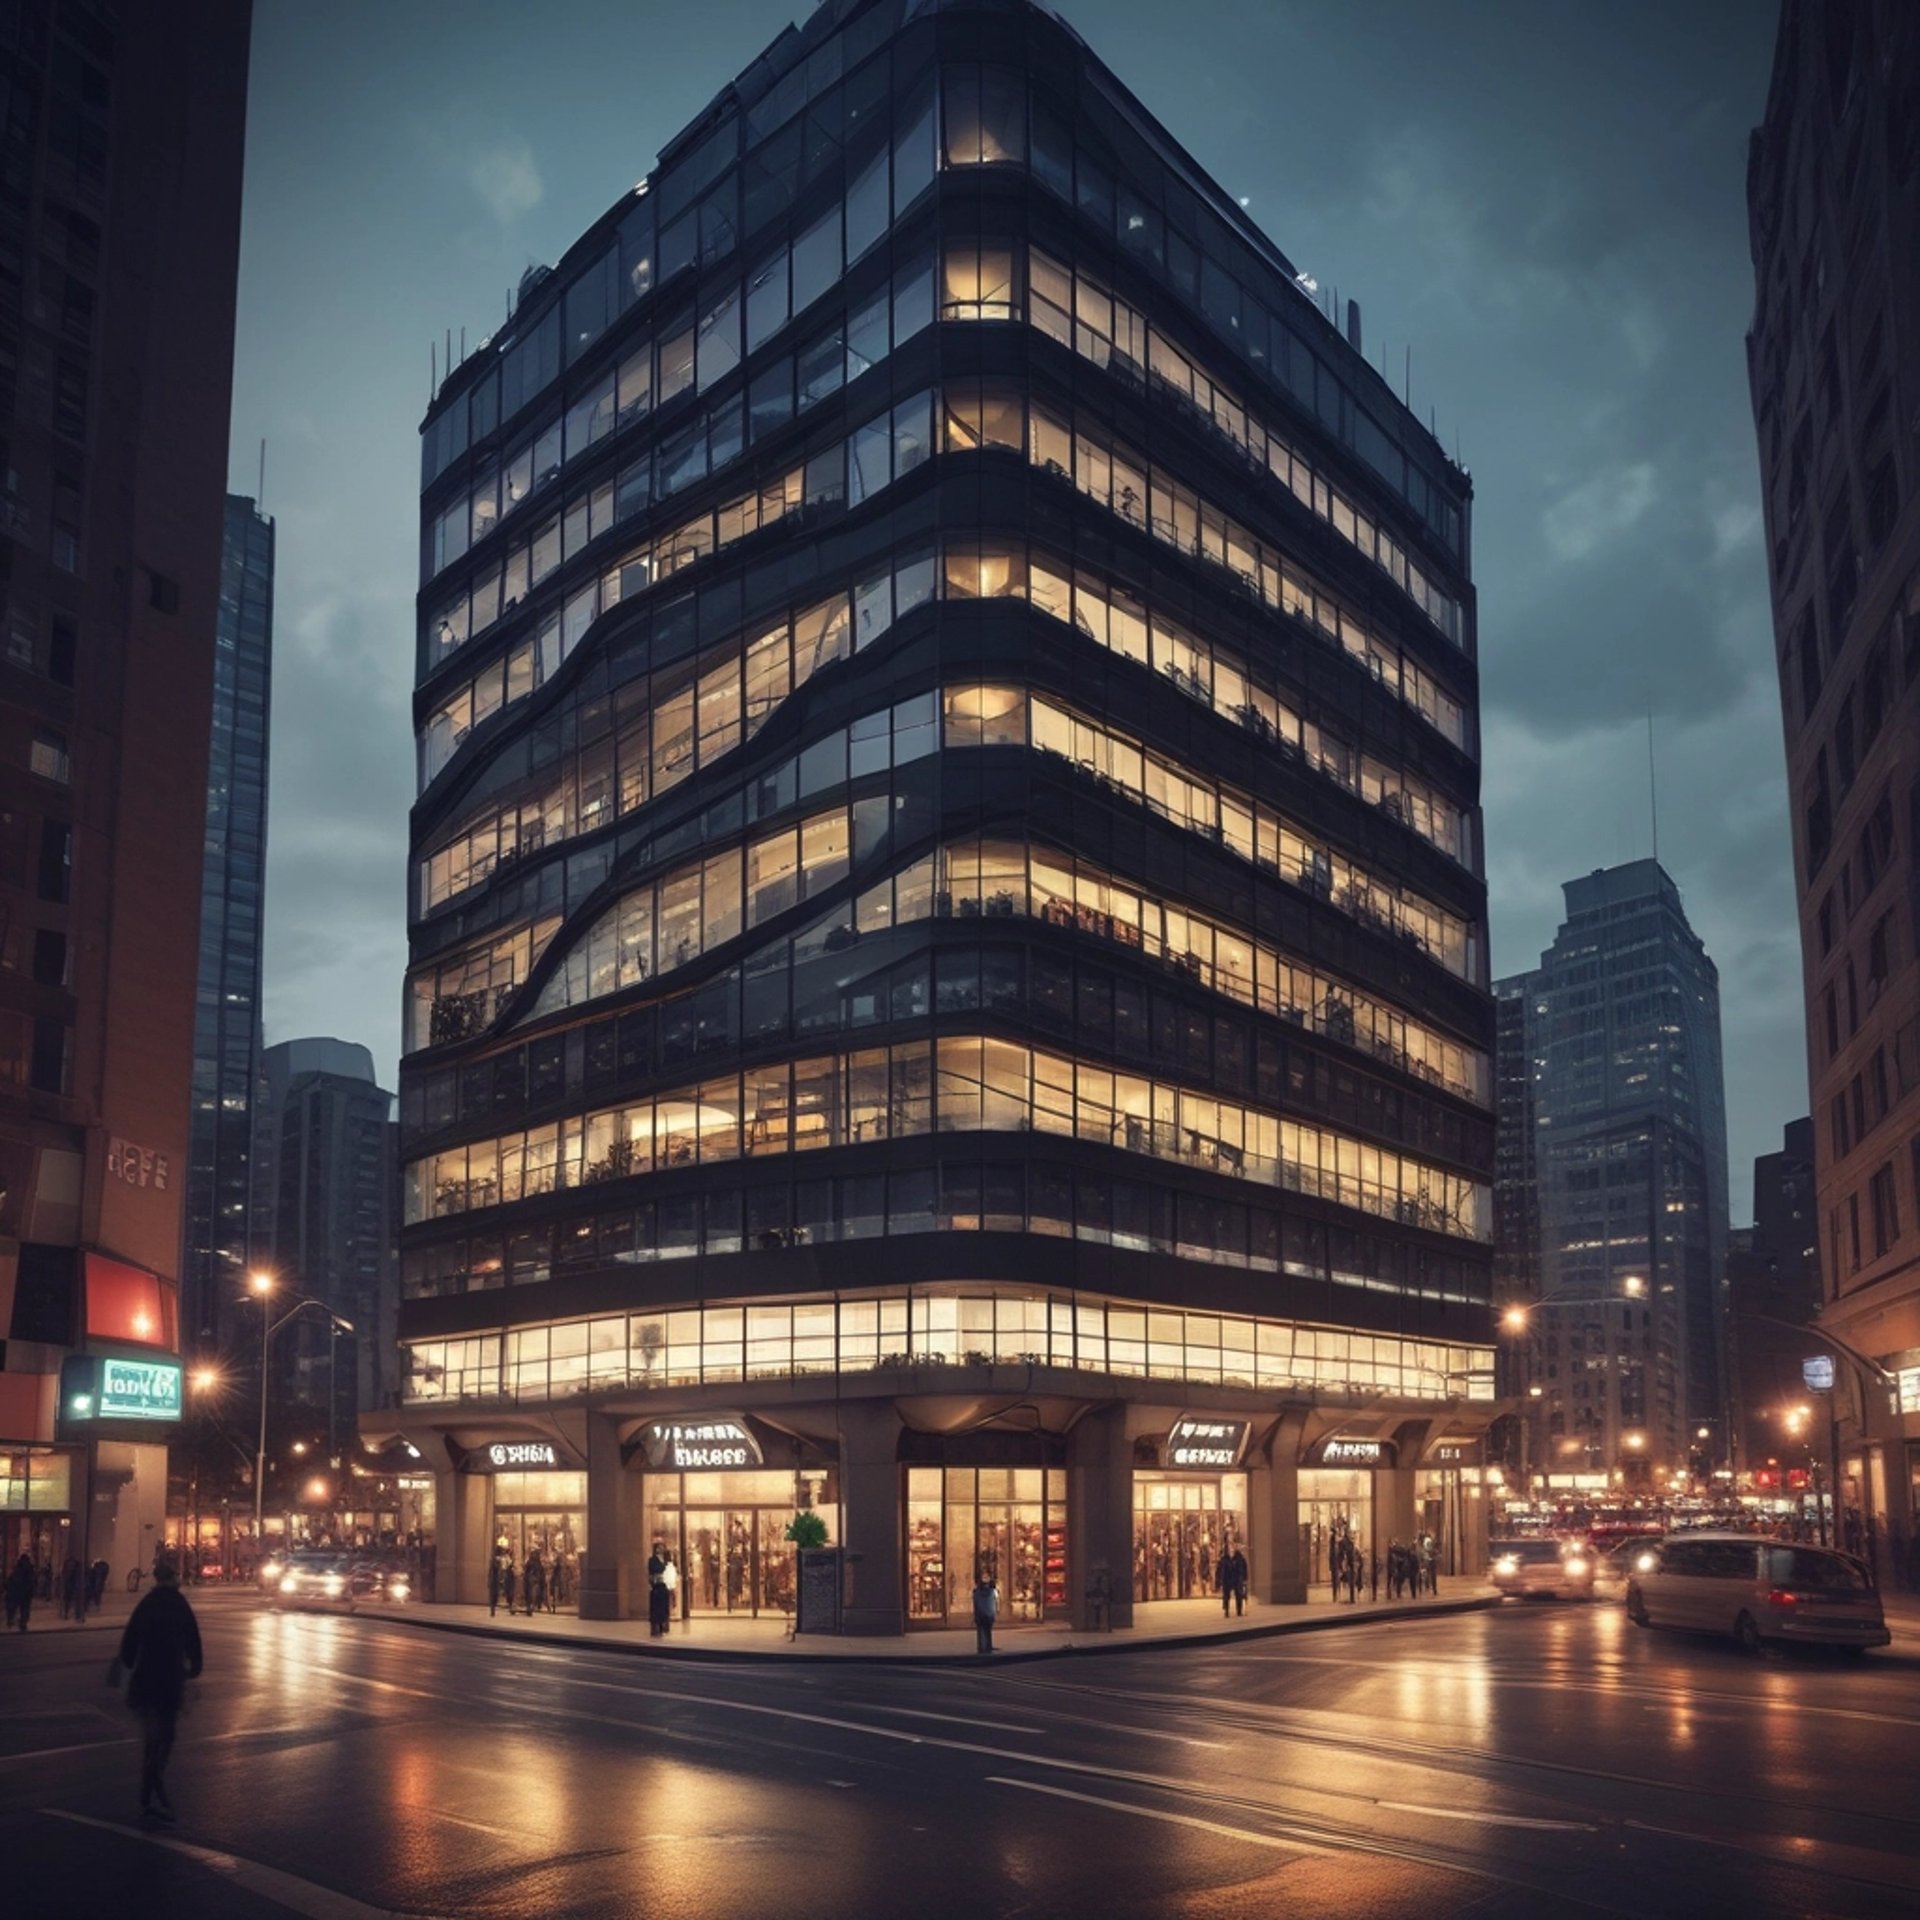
[59,1555,84,1621]
[523,1547,546,1617]
[647,1539,672,1637]
[113,1560,202,1823]
[4,1553,32,1631]
[89,1558,110,1608]
[1222,1543,1249,1617]
[972,1569,999,1655]
[487,1547,505,1617]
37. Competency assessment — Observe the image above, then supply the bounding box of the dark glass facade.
[1747,0,1920,1571]
[183,493,273,1355]
[390,0,1494,1630]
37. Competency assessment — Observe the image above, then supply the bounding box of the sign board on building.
[1802,1355,1836,1393]
[1426,1438,1483,1468]
[62,1354,182,1423]
[474,1442,561,1471]
[106,1137,171,1192]
[1897,1366,1920,1417]
[1311,1435,1396,1468]
[1164,1416,1251,1469]
[642,1418,764,1472]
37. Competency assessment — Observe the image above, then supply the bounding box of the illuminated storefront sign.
[63,1355,183,1423]
[478,1442,560,1471]
[1802,1355,1835,1392]
[643,1418,763,1471]
[1164,1416,1251,1469]
[1897,1366,1920,1417]
[1425,1439,1482,1468]
[1311,1436,1395,1468]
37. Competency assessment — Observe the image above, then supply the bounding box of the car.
[347,1559,416,1607]
[1490,1537,1596,1600]
[1592,1535,1661,1601]
[271,1552,357,1612]
[1626,1533,1890,1653]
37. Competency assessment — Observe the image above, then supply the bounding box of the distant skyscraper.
[1725,1118,1819,1477]
[0,3,251,1585]
[254,1040,396,1453]
[1496,862,1730,1474]
[182,494,273,1356]
[1746,0,1920,1571]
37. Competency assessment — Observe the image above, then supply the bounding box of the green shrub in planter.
[785,1509,829,1549]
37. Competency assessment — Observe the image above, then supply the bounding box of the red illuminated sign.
[83,1253,178,1351]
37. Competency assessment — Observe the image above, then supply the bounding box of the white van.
[1626,1533,1889,1652]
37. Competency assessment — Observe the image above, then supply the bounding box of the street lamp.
[248,1270,354,1563]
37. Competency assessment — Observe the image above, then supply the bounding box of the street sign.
[1802,1355,1836,1392]
[63,1354,183,1422]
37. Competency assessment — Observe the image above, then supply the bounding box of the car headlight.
[322,1573,344,1595]
[1494,1555,1518,1575]
[389,1580,410,1602]
[1564,1557,1589,1576]
[1634,1552,1656,1573]
[279,1574,298,1593]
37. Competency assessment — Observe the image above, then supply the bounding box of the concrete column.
[837,1399,904,1635]
[1375,1466,1417,1557]
[1249,1415,1306,1604]
[441,1468,488,1605]
[1066,1403,1133,1631]
[578,1413,631,1620]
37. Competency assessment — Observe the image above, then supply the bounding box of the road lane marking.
[986,1776,1333,1854]
[0,1737,132,1765]
[40,1811,405,1919]
[1376,1800,1595,1831]
[858,1704,1046,1733]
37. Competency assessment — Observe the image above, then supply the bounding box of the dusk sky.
[228,0,1788,1217]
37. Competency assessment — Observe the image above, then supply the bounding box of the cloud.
[468,138,543,223]
[1540,461,1659,562]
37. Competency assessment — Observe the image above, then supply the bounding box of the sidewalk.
[357,1584,1501,1666]
[1,1583,258,1636]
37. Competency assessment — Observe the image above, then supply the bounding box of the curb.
[341,1592,1502,1668]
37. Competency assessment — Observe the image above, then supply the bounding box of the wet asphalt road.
[3,1597,1918,1919]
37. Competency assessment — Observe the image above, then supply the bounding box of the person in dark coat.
[4,1553,33,1631]
[1218,1545,1249,1617]
[115,1560,202,1821]
[89,1558,111,1607]
[972,1571,999,1654]
[488,1547,505,1616]
[647,1540,672,1637]
[59,1555,84,1620]
[523,1548,546,1616]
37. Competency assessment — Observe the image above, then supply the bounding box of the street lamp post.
[248,1272,354,1564]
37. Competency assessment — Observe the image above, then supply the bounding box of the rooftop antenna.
[1647,698,1660,867]
[430,338,437,398]
[257,437,266,510]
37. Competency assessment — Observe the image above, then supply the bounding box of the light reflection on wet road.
[4,1600,1917,1918]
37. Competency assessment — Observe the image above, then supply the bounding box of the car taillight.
[1766,1589,1800,1607]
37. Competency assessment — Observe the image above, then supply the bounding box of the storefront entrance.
[1298,1467,1373,1588]
[1131,1473,1246,1603]
[646,1467,837,1622]
[905,1466,1066,1627]
[489,1468,587,1608]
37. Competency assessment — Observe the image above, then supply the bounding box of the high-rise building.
[1725,1118,1820,1478]
[0,4,250,1584]
[1496,862,1730,1479]
[254,1039,397,1458]
[182,493,273,1358]
[385,0,1495,1630]
[1746,0,1920,1571]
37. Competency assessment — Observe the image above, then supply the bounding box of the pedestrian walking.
[500,1556,517,1615]
[972,1569,999,1654]
[523,1548,546,1616]
[89,1558,110,1608]
[1225,1544,1249,1617]
[1418,1533,1438,1596]
[112,1559,202,1823]
[4,1552,32,1631]
[59,1555,84,1621]
[487,1548,505,1617]
[647,1539,673,1637]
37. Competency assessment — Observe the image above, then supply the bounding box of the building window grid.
[403,1292,1493,1409]
[403,1033,1489,1242]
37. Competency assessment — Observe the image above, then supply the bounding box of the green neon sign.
[95,1357,183,1421]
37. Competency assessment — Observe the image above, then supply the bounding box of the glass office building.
[385,0,1494,1631]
